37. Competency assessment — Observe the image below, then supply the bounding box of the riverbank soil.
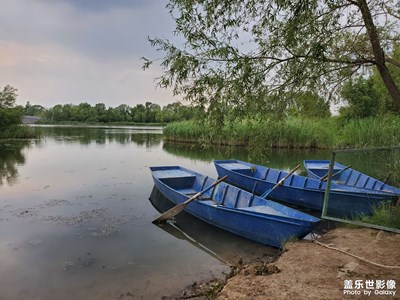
[168,227,400,299]
[218,227,400,300]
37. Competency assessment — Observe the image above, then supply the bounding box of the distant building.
[22,115,41,124]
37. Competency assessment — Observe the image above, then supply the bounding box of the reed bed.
[0,125,41,139]
[163,116,400,149]
[339,116,400,147]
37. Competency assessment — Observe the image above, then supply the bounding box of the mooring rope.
[311,234,400,269]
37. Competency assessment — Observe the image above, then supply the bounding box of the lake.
[0,126,274,300]
[0,126,397,299]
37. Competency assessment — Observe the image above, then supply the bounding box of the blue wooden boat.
[303,160,400,195]
[150,166,320,248]
[214,160,399,218]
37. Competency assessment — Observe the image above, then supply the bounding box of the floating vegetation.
[43,208,106,225]
[62,261,74,271]
[29,239,42,246]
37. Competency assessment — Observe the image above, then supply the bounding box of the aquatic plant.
[163,116,400,150]
[0,124,40,139]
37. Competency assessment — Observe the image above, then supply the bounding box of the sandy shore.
[166,227,400,300]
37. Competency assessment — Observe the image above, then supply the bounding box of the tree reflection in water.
[0,140,31,185]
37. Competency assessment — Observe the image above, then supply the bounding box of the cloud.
[0,0,179,107]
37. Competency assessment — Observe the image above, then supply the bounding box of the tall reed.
[0,125,41,139]
[339,116,400,147]
[163,116,400,149]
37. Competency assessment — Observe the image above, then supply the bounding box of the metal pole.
[321,151,336,217]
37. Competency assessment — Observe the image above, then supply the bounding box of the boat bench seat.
[176,189,216,202]
[176,188,197,195]
[155,170,197,190]
[154,169,196,180]
[199,200,219,205]
[240,206,285,216]
[219,163,255,176]
[220,163,253,171]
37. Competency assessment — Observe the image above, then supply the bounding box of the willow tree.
[144,0,400,119]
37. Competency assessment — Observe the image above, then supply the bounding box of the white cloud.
[0,0,179,107]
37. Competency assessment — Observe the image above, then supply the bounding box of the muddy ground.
[165,227,400,300]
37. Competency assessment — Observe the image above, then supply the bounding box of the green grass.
[248,118,338,149]
[339,115,400,148]
[0,124,41,139]
[361,202,400,229]
[163,120,208,142]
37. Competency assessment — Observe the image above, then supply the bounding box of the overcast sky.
[0,0,180,108]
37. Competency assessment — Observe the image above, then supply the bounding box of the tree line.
[24,101,203,124]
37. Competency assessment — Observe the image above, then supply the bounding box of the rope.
[311,236,400,269]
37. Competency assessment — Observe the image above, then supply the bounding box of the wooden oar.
[260,164,301,199]
[152,175,228,224]
[383,173,392,185]
[320,165,351,182]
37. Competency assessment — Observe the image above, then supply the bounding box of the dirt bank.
[167,227,400,299]
[219,228,400,300]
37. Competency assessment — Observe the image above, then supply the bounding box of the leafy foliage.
[371,43,400,113]
[0,85,23,130]
[0,85,18,109]
[24,102,46,116]
[144,0,400,123]
[340,77,379,118]
[41,101,201,124]
[287,91,331,118]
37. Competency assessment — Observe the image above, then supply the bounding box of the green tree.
[94,103,107,123]
[130,104,146,122]
[371,43,400,114]
[145,102,161,123]
[144,0,400,120]
[115,104,132,122]
[0,85,23,128]
[0,85,18,108]
[24,102,46,116]
[76,102,92,122]
[340,77,379,118]
[288,91,331,118]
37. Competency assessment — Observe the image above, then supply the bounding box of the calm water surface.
[1,126,398,299]
[0,126,272,300]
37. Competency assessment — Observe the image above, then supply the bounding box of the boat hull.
[214,160,398,218]
[304,160,400,195]
[150,166,320,248]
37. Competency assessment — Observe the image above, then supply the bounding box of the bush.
[0,107,23,128]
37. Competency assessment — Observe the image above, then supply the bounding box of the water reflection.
[149,186,277,265]
[163,141,249,162]
[1,125,399,299]
[163,141,332,174]
[38,125,163,147]
[0,127,229,299]
[0,140,30,185]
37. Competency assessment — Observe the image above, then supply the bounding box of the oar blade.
[152,203,185,224]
